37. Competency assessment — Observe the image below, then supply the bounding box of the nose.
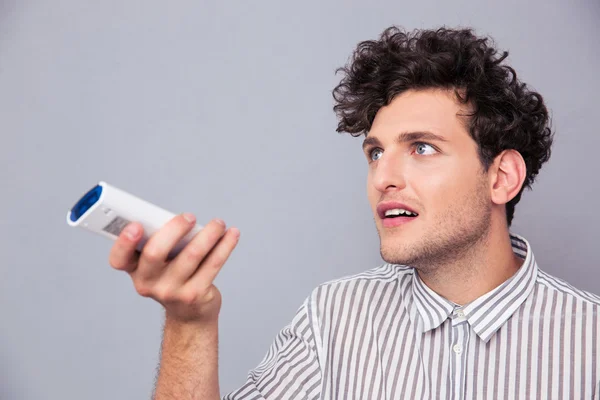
[371,151,407,193]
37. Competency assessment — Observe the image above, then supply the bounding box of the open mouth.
[376,203,419,227]
[383,208,419,219]
[381,208,419,228]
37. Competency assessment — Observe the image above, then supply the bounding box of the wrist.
[164,312,218,333]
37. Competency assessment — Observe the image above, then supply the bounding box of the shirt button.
[453,344,463,354]
[457,310,465,318]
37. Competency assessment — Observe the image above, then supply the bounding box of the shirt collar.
[411,232,538,343]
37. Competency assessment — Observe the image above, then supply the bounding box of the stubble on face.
[378,169,492,276]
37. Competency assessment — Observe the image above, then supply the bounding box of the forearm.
[154,316,220,400]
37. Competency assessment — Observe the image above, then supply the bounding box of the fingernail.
[215,218,225,226]
[124,224,140,240]
[231,227,240,238]
[183,213,196,223]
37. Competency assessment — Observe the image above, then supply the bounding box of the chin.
[379,242,414,266]
[376,222,424,265]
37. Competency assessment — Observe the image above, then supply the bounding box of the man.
[108,26,600,399]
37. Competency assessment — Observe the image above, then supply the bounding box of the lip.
[381,215,417,228]
[376,201,419,229]
[376,201,419,219]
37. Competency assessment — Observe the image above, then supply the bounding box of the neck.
[415,221,523,306]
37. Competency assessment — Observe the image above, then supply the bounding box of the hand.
[108,214,240,323]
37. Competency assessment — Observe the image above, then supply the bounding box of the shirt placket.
[450,307,470,400]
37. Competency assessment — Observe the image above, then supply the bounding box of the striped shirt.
[223,233,600,399]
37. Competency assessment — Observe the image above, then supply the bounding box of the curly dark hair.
[332,26,554,227]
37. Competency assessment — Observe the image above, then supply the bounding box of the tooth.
[385,209,400,217]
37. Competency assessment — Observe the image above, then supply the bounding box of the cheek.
[407,162,453,192]
[366,175,378,205]
[408,162,475,207]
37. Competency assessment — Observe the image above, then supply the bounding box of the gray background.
[1,0,599,398]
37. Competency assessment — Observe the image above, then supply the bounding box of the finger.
[163,219,229,284]
[182,226,240,292]
[108,222,143,273]
[135,213,198,281]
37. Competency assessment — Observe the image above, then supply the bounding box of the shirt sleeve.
[222,296,322,400]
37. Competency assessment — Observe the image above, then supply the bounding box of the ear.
[489,149,527,206]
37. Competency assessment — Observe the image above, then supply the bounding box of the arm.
[108,213,322,399]
[153,317,220,400]
[108,214,239,400]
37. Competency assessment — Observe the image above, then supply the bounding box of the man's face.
[364,88,493,270]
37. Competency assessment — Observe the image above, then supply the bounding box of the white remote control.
[66,181,203,259]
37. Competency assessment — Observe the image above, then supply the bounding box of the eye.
[414,142,436,156]
[369,148,383,161]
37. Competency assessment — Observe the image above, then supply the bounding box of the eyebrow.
[362,131,449,151]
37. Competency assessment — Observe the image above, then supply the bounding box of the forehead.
[369,88,471,141]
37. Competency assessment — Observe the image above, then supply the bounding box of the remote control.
[66,181,203,259]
